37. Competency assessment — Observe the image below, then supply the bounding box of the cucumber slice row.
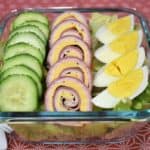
[12,12,49,29]
[4,43,43,64]
[10,25,47,44]
[0,75,38,111]
[22,21,49,39]
[6,32,46,58]
[0,12,49,112]
[1,54,42,79]
[0,65,42,97]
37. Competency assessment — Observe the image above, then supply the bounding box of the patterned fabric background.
[0,0,149,149]
[7,123,150,149]
[0,0,150,19]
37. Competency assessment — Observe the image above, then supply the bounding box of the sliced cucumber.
[0,75,38,111]
[0,65,42,97]
[4,43,43,64]
[1,54,42,79]
[22,21,49,39]
[6,32,46,57]
[12,12,49,29]
[10,25,46,44]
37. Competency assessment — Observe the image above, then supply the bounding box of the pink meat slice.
[61,29,81,39]
[50,19,91,47]
[51,11,88,30]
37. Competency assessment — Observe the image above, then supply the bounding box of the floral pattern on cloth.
[7,123,150,150]
[0,0,150,19]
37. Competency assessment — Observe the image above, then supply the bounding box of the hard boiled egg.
[92,66,149,108]
[94,47,145,87]
[95,15,134,44]
[95,30,143,63]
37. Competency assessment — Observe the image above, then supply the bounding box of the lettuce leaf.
[89,13,117,72]
[89,13,117,34]
[0,41,5,71]
[89,13,117,50]
[113,100,132,111]
[132,82,150,110]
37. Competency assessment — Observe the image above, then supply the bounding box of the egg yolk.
[109,31,139,54]
[108,69,143,98]
[107,15,132,35]
[105,50,138,77]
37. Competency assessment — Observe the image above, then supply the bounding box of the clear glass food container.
[0,7,149,144]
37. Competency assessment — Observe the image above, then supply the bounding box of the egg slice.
[92,66,149,108]
[95,30,143,63]
[95,15,134,44]
[94,47,145,87]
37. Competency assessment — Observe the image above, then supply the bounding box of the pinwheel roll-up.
[51,11,88,30]
[50,19,91,47]
[47,36,92,67]
[46,57,92,90]
[45,77,92,111]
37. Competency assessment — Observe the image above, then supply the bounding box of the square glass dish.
[0,7,149,144]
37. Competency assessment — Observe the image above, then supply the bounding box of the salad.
[0,11,149,112]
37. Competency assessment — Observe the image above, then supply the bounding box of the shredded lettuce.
[89,13,117,72]
[0,41,5,71]
[0,41,5,59]
[89,13,117,50]
[92,58,103,72]
[89,13,117,34]
[113,100,132,111]
[132,82,150,110]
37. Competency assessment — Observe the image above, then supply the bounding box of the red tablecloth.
[0,0,150,149]
[0,0,150,19]
[7,123,150,150]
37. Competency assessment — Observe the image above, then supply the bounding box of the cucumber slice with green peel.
[22,21,49,39]
[6,32,46,58]
[10,25,47,44]
[0,65,42,97]
[4,43,43,64]
[12,12,49,29]
[1,54,43,79]
[0,75,38,111]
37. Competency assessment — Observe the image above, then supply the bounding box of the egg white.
[93,66,117,87]
[95,26,117,44]
[94,45,121,63]
[92,89,120,108]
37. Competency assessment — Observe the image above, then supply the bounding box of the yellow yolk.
[105,50,138,77]
[108,69,143,98]
[109,31,139,54]
[107,15,133,35]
